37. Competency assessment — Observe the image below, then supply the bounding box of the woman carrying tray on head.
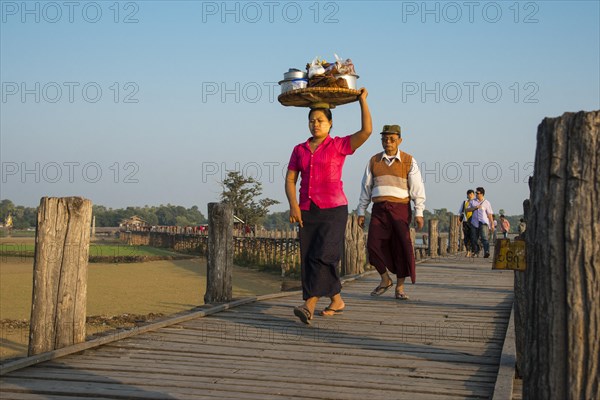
[286,88,372,324]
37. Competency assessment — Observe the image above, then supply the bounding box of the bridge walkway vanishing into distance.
[0,255,517,400]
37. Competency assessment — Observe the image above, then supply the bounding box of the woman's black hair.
[308,108,333,133]
[308,108,333,122]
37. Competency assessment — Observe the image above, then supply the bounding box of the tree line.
[0,199,522,233]
[0,199,209,228]
[1,171,522,232]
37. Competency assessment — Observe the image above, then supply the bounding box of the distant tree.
[220,171,279,226]
[0,200,36,228]
[0,199,15,225]
[156,205,177,225]
[90,203,204,227]
[184,205,206,225]
[422,208,452,233]
[175,215,192,226]
[22,206,37,228]
[1,200,207,228]
[262,211,290,230]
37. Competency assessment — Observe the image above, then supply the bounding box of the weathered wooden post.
[342,214,366,276]
[438,235,447,256]
[428,219,438,258]
[523,111,599,399]
[514,197,529,378]
[204,203,233,303]
[409,227,417,260]
[448,214,459,254]
[29,197,92,356]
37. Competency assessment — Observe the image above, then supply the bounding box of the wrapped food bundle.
[306,54,358,89]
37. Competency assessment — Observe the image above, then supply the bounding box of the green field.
[0,230,35,238]
[0,243,184,258]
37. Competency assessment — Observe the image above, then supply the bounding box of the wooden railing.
[120,212,464,275]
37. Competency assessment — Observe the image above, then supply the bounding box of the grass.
[0,229,35,238]
[0,243,184,258]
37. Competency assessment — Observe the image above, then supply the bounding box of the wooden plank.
[1,298,260,375]
[40,355,500,383]
[6,367,494,397]
[492,306,517,400]
[153,324,507,352]
[0,376,472,400]
[0,393,115,400]
[128,326,506,359]
[57,349,501,380]
[42,350,500,379]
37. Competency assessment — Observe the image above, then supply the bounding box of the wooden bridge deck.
[0,256,514,400]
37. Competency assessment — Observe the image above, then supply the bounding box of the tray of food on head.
[277,55,360,109]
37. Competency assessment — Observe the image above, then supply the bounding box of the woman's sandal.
[370,282,393,296]
[293,305,312,324]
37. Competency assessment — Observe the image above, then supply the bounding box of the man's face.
[476,190,484,201]
[381,134,401,154]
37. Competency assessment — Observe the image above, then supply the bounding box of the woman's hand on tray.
[358,87,368,103]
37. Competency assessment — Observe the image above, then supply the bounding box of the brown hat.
[380,124,401,136]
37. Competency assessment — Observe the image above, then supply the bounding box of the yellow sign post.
[493,239,526,271]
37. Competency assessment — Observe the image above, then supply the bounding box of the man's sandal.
[395,292,410,300]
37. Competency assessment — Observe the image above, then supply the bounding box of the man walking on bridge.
[458,189,475,256]
[466,187,495,258]
[357,124,426,300]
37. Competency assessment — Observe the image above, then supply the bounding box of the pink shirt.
[288,135,355,210]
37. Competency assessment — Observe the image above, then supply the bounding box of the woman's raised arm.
[350,88,373,151]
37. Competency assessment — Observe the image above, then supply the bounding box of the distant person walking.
[491,217,498,242]
[286,88,372,324]
[499,214,510,239]
[457,189,475,256]
[466,187,495,258]
[517,218,527,239]
[357,124,426,300]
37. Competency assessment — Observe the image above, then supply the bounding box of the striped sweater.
[357,150,426,217]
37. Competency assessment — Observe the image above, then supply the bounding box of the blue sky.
[1,0,599,216]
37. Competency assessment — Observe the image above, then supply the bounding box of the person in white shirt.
[357,124,426,300]
[465,187,495,258]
